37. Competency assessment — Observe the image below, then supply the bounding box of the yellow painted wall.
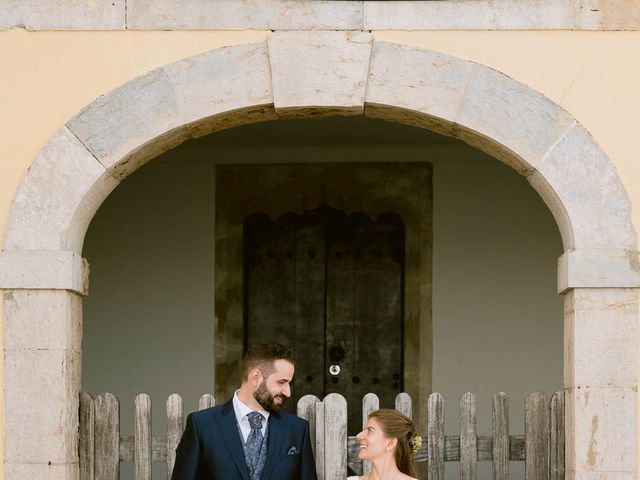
[0,29,639,474]
[2,30,640,243]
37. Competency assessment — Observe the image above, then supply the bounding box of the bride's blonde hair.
[368,409,418,477]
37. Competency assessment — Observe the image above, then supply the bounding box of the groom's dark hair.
[242,341,294,380]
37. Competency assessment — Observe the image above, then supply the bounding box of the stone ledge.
[558,249,640,293]
[2,0,640,31]
[364,0,574,30]
[0,251,88,295]
[0,0,125,30]
[127,0,363,30]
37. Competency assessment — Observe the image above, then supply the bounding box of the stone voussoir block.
[3,289,82,351]
[268,31,373,115]
[536,123,637,250]
[565,386,636,472]
[454,64,576,175]
[127,0,363,30]
[66,67,188,180]
[4,349,80,464]
[365,42,473,136]
[164,42,276,138]
[3,126,119,253]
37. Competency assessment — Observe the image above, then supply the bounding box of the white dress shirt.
[233,390,269,443]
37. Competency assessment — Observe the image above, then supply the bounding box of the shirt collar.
[233,390,270,422]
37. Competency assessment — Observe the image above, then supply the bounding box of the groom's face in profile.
[253,359,295,412]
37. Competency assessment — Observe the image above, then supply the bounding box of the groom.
[171,341,317,480]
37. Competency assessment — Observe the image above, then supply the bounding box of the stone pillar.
[560,251,639,480]
[1,251,87,480]
[3,289,82,479]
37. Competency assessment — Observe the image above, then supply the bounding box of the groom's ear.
[248,367,263,386]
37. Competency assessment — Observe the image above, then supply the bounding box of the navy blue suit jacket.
[171,400,317,480]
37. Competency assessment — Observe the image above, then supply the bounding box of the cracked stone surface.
[3,126,119,253]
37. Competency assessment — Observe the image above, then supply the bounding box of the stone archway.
[1,32,638,480]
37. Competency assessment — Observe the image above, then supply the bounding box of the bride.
[348,409,421,480]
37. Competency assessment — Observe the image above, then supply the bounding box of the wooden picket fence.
[79,390,564,480]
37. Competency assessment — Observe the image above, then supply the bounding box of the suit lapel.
[262,412,285,479]
[216,400,251,480]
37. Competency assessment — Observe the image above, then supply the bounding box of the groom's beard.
[253,381,285,413]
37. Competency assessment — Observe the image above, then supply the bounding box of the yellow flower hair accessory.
[410,433,422,454]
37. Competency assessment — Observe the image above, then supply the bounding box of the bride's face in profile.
[355,418,397,460]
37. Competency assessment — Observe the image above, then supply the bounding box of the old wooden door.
[244,205,404,433]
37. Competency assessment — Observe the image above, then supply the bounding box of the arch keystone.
[268,31,372,117]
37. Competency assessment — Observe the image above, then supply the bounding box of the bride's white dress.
[348,477,417,480]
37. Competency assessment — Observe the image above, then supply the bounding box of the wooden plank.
[245,215,296,389]
[395,392,412,419]
[348,434,526,465]
[443,435,459,462]
[166,394,184,479]
[347,436,362,475]
[120,436,167,462]
[362,393,380,425]
[526,392,550,480]
[315,399,326,480]
[352,219,403,431]
[199,394,215,410]
[79,392,95,480]
[477,436,493,462]
[297,394,321,461]
[95,393,119,480]
[293,220,326,405]
[428,393,445,480]
[509,435,526,461]
[135,394,151,480]
[460,392,477,480]
[550,391,565,480]
[325,212,355,429]
[154,436,167,461]
[362,393,379,475]
[324,393,347,480]
[492,392,509,480]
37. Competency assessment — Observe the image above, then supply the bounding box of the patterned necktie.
[246,412,264,479]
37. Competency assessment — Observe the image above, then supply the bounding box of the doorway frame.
[1,32,638,479]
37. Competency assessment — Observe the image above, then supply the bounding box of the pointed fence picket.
[79,390,564,480]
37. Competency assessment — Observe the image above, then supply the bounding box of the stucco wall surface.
[0,29,640,475]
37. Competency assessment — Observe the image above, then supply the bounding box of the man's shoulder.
[188,402,228,422]
[277,410,310,428]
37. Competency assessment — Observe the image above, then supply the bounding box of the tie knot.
[247,411,263,430]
